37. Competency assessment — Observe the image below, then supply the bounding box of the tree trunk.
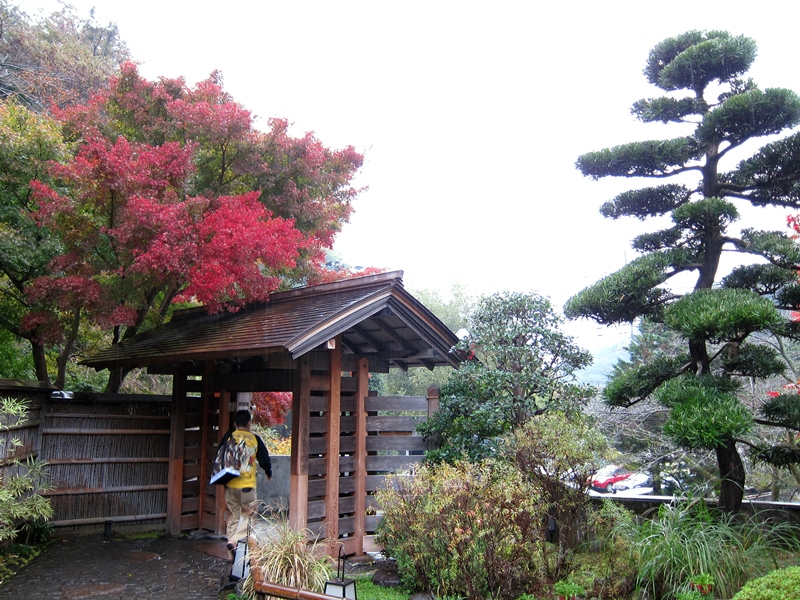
[31,339,50,385]
[54,307,82,390]
[771,467,780,502]
[689,338,710,374]
[715,438,745,513]
[104,365,132,393]
[104,285,179,393]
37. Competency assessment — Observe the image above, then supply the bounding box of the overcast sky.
[29,1,800,352]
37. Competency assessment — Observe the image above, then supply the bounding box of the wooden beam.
[166,372,188,535]
[41,428,170,435]
[290,355,310,532]
[372,318,414,350]
[215,391,231,535]
[354,357,369,556]
[52,513,167,528]
[43,484,169,496]
[324,335,342,546]
[341,355,389,373]
[427,387,440,451]
[46,457,170,465]
[45,413,169,421]
[341,330,378,355]
[419,358,435,371]
[197,362,215,533]
[339,338,358,355]
[210,369,295,392]
[351,323,390,353]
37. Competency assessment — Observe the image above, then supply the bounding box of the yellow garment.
[226,430,259,489]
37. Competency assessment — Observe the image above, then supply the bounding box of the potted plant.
[676,591,703,600]
[553,579,585,600]
[690,573,714,595]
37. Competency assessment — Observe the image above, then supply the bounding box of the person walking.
[220,409,272,556]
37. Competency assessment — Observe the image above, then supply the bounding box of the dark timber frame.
[83,271,459,555]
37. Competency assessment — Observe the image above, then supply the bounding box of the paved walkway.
[0,532,233,600]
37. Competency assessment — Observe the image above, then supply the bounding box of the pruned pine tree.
[566,30,800,512]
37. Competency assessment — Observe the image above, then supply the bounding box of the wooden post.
[166,372,187,535]
[353,357,369,555]
[290,355,310,532]
[215,391,231,535]
[426,387,440,451]
[198,362,213,532]
[324,336,342,546]
[427,387,439,416]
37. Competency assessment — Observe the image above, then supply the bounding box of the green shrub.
[732,566,800,600]
[376,460,544,600]
[553,578,585,597]
[506,411,611,579]
[584,500,637,598]
[0,397,53,542]
[353,575,409,600]
[629,498,798,599]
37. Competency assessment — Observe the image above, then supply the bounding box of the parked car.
[591,465,631,493]
[612,471,653,493]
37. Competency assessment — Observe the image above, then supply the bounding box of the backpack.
[210,432,243,485]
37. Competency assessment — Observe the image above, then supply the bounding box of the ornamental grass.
[242,514,333,598]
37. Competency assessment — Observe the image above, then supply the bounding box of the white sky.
[27,0,800,353]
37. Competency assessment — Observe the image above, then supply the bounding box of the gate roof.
[82,271,461,371]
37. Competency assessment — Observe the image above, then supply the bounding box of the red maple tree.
[25,63,365,389]
[252,392,293,427]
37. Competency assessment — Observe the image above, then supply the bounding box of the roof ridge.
[269,270,403,303]
[168,271,403,323]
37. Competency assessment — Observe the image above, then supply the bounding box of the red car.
[591,465,631,493]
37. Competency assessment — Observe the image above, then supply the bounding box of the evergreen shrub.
[376,460,543,600]
[731,566,800,600]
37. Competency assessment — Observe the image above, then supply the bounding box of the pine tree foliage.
[565,30,800,512]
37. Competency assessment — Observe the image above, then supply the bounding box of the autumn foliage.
[9,62,364,388]
[252,392,292,427]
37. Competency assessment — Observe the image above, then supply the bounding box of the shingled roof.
[82,271,461,372]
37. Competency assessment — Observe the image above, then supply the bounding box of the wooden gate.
[165,369,230,534]
[292,348,439,554]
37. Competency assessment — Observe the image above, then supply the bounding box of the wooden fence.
[0,379,52,468]
[40,393,172,530]
[1,380,435,539]
[0,380,50,502]
[1,381,172,532]
[302,378,437,553]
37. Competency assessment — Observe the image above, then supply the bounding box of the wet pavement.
[0,531,233,599]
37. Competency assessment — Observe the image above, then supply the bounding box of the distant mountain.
[576,341,629,387]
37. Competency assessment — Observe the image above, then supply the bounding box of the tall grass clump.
[629,497,800,599]
[242,514,333,597]
[376,460,544,600]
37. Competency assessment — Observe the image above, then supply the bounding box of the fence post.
[427,387,439,417]
[353,357,369,555]
[324,336,342,546]
[426,387,440,451]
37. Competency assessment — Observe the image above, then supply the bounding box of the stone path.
[0,532,232,599]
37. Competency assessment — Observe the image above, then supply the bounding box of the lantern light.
[324,546,357,600]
